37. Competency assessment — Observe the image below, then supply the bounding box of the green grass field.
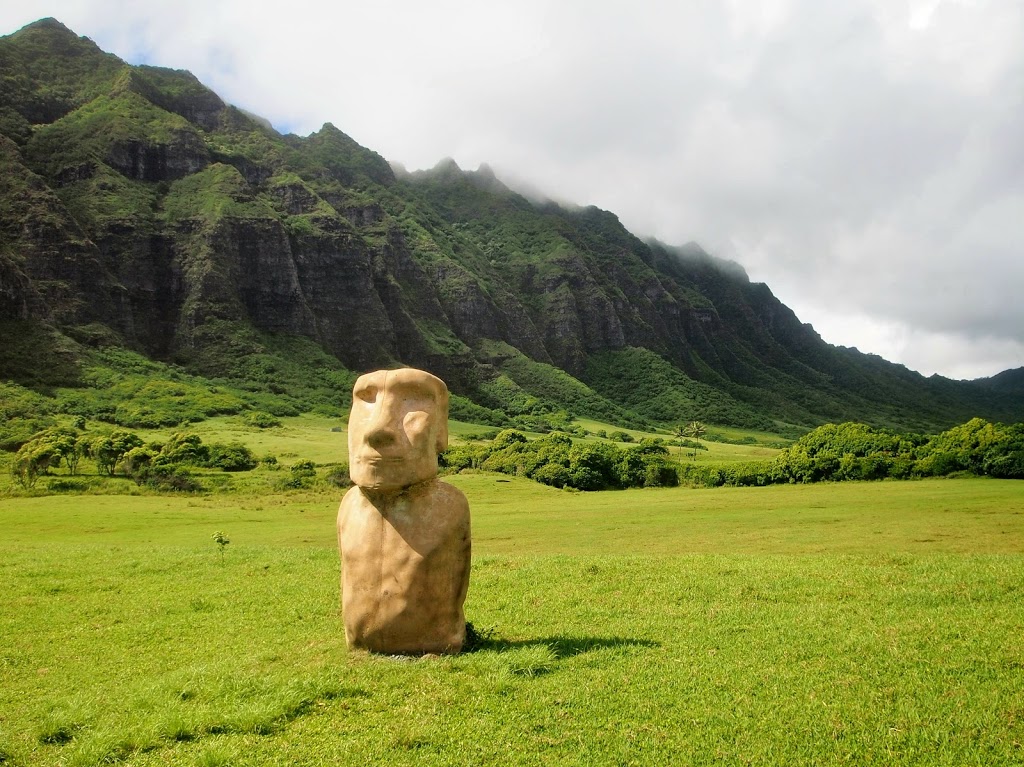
[0,413,780,500]
[136,414,780,468]
[1,476,1023,765]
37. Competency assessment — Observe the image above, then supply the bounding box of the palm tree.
[682,420,707,460]
[672,423,687,456]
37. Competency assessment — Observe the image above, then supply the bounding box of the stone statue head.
[347,368,449,492]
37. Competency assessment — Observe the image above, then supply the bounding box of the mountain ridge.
[1,17,1021,434]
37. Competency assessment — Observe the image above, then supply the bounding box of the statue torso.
[338,479,470,654]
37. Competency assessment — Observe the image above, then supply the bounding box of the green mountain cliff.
[2,18,1020,433]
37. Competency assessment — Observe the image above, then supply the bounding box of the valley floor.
[1,477,1022,766]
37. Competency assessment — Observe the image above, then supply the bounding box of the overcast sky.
[3,0,1022,379]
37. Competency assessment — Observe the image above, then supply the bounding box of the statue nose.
[366,424,398,449]
[364,404,402,450]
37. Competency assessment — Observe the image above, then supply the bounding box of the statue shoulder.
[435,479,469,510]
[340,485,365,509]
[338,485,374,529]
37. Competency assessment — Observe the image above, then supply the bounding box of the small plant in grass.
[212,531,230,565]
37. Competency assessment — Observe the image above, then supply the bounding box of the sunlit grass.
[1,478,1022,765]
[143,413,349,465]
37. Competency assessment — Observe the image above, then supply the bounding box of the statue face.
[348,368,449,492]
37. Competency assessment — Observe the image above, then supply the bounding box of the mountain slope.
[1,18,1021,433]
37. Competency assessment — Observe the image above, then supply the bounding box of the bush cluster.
[675,418,1024,487]
[243,411,282,428]
[10,428,259,491]
[441,430,679,490]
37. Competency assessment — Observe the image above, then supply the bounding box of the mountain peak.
[9,16,102,53]
[16,17,74,34]
[432,157,462,174]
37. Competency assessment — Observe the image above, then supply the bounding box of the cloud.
[2,0,1021,378]
[805,311,1024,381]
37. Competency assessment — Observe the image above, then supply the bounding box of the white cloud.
[792,308,1024,381]
[1,0,1021,379]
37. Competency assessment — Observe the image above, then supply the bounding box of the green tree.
[123,446,158,484]
[43,428,80,474]
[67,435,90,475]
[11,439,57,488]
[92,430,144,475]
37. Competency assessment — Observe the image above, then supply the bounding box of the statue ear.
[435,419,448,454]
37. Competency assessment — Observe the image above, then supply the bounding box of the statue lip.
[355,454,406,463]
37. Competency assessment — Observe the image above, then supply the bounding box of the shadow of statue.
[466,632,660,659]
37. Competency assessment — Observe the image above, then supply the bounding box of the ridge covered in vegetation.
[1,17,1022,442]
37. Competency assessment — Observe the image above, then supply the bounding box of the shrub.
[615,449,649,487]
[143,464,203,492]
[676,464,725,488]
[208,442,257,472]
[243,411,281,429]
[440,445,487,473]
[566,444,617,490]
[157,433,210,466]
[47,478,91,493]
[532,462,571,488]
[492,429,528,450]
[986,451,1024,479]
[123,446,158,484]
[281,460,318,488]
[324,464,352,488]
[643,457,679,488]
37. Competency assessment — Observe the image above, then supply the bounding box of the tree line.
[441,430,680,490]
[676,418,1024,487]
[11,427,259,490]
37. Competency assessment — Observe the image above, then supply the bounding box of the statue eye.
[355,387,377,404]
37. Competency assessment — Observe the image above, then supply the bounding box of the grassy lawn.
[143,414,349,465]
[1,477,1022,765]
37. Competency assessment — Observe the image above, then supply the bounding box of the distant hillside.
[972,368,1024,396]
[1,17,1022,434]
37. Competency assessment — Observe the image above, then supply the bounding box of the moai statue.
[338,368,471,654]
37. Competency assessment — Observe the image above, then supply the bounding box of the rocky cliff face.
[1,18,1021,430]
